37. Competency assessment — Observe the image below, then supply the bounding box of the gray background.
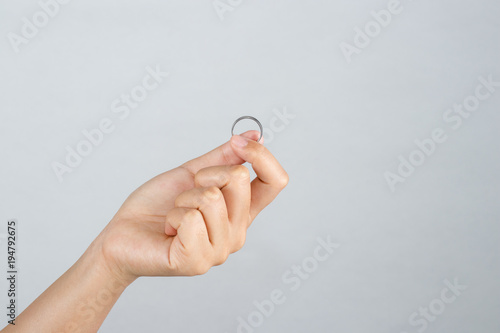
[1,0,499,332]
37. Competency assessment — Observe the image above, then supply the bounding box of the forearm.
[2,236,133,333]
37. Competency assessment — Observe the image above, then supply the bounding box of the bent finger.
[181,130,262,175]
[230,135,289,222]
[174,187,229,251]
[165,207,209,250]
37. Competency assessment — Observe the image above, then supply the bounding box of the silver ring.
[231,116,263,142]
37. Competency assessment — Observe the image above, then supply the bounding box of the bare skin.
[1,131,288,333]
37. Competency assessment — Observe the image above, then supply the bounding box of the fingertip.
[165,224,177,236]
[231,135,250,148]
[231,131,264,149]
[239,130,264,144]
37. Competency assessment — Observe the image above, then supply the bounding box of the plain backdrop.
[1,0,499,332]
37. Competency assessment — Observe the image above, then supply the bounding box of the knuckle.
[194,168,211,187]
[214,249,230,266]
[183,208,201,222]
[193,171,203,187]
[215,172,228,186]
[232,233,247,252]
[213,257,223,267]
[184,257,210,276]
[193,261,211,276]
[202,186,222,203]
[276,170,289,189]
[174,194,185,208]
[230,165,250,181]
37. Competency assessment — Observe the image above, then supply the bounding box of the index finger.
[229,135,289,222]
[180,130,262,175]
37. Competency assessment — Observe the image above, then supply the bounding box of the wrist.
[10,228,135,333]
[85,229,137,290]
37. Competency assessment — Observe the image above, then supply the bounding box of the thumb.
[180,130,263,174]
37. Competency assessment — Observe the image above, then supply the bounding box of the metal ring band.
[231,116,263,142]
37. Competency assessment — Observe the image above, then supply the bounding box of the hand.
[96,130,289,283]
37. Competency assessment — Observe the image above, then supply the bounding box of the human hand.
[96,130,288,283]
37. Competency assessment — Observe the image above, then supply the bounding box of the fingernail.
[232,135,249,148]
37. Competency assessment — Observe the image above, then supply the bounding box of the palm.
[105,166,196,277]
